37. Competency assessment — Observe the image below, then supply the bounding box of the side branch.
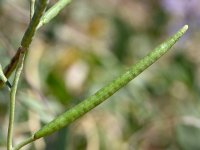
[0,0,49,88]
[0,48,23,88]
[7,0,49,149]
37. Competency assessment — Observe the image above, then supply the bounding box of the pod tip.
[183,25,189,32]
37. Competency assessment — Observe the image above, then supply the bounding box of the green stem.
[0,0,48,88]
[12,25,187,148]
[13,136,35,150]
[0,0,72,88]
[0,64,11,90]
[7,1,48,149]
[0,48,24,88]
[37,0,71,29]
[30,0,36,19]
[7,48,25,150]
[21,0,48,49]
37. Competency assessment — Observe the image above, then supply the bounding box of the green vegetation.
[0,0,198,150]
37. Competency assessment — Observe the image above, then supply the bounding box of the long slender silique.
[32,25,188,140]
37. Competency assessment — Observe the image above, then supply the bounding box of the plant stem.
[37,0,71,29]
[0,0,49,88]
[30,0,36,19]
[13,136,35,150]
[7,0,48,149]
[21,0,48,49]
[0,64,11,90]
[0,0,72,88]
[7,48,25,150]
[1,48,24,87]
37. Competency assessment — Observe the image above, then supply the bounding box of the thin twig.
[7,47,25,150]
[0,64,11,90]
[30,0,36,19]
[7,0,48,149]
[0,0,71,88]
[0,0,49,88]
[13,136,35,150]
[3,48,24,82]
[21,0,48,49]
[37,0,71,29]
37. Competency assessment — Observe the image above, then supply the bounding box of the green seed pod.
[33,25,188,140]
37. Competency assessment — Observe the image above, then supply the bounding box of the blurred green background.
[0,0,200,150]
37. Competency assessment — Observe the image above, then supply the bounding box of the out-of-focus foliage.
[0,0,199,150]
